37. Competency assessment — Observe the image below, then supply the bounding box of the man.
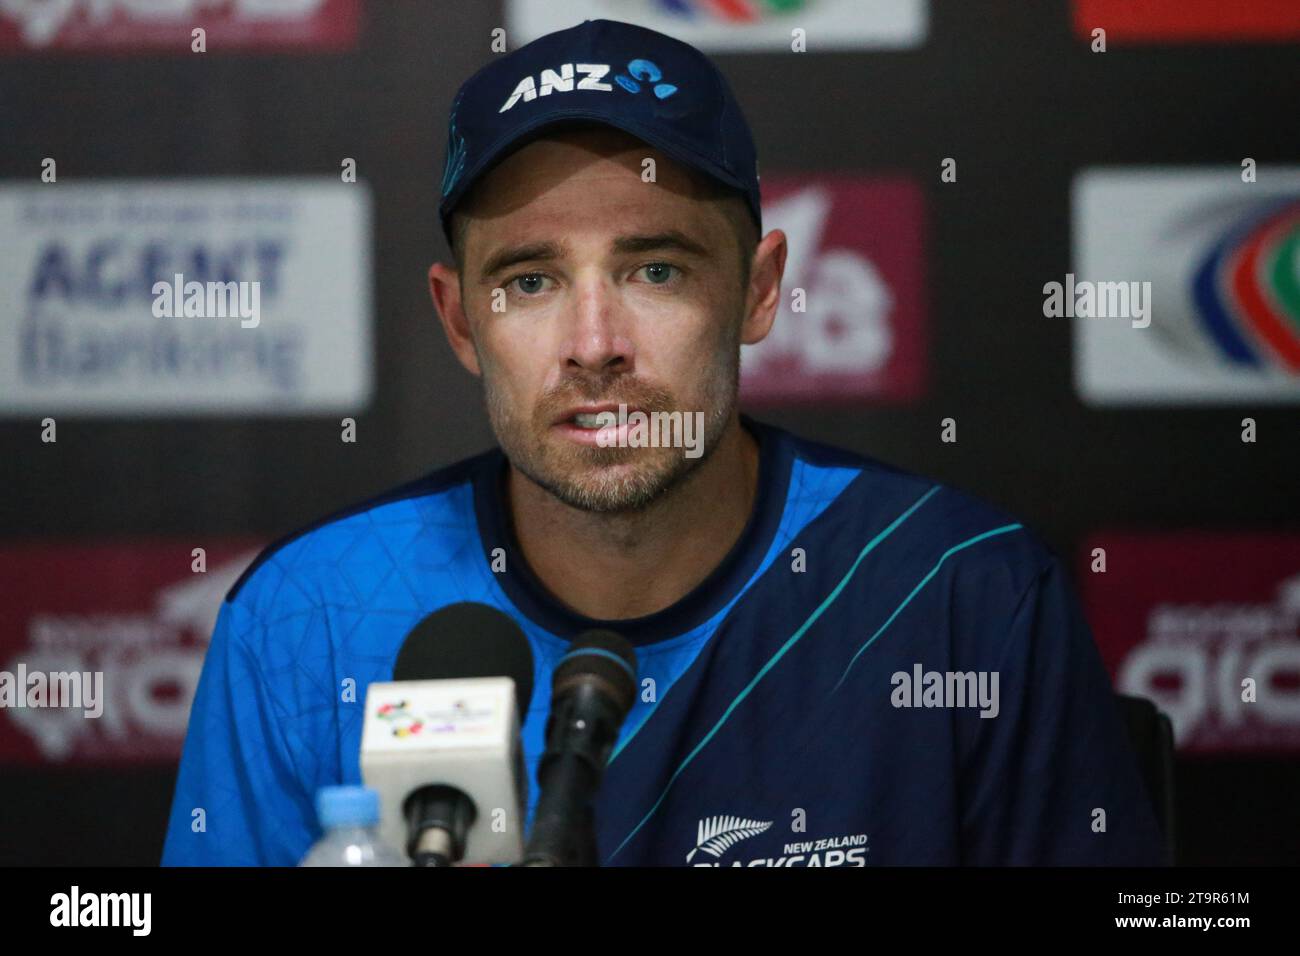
[162,18,1165,867]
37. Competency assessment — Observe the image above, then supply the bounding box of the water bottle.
[299,785,408,867]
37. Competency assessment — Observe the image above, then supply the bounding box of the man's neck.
[506,419,761,621]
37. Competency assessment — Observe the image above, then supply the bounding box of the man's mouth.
[556,404,641,430]
[571,412,609,430]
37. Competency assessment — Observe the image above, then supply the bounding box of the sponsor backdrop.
[2,179,373,414]
[1,0,1297,865]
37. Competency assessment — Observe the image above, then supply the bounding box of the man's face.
[454,127,750,513]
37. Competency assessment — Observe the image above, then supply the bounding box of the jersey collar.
[471,415,792,645]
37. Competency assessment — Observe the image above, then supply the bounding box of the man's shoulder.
[767,422,1059,594]
[224,449,497,617]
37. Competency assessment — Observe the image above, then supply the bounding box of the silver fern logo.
[685,815,773,863]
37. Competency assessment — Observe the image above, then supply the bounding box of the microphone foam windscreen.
[555,629,638,715]
[392,602,534,714]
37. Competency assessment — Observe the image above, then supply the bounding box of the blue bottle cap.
[315,785,381,829]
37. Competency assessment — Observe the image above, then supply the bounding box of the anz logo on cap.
[615,59,678,99]
[498,58,679,113]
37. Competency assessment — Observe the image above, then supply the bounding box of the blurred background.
[1,0,1297,866]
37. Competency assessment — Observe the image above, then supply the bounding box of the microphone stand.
[520,682,616,867]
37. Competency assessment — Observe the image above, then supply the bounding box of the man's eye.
[636,262,678,285]
[510,273,550,295]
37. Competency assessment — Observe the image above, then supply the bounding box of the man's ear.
[740,228,787,346]
[428,261,481,376]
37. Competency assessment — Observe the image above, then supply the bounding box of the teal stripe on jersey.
[606,484,941,862]
[603,457,863,768]
[831,522,1024,694]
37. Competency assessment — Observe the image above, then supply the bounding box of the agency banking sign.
[0,178,373,415]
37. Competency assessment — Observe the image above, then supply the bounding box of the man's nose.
[561,275,633,374]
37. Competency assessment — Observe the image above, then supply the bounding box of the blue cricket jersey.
[161,418,1165,866]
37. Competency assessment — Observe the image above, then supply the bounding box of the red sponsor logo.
[1073,0,1300,42]
[1082,533,1300,754]
[0,0,360,53]
[741,176,927,404]
[0,541,261,765]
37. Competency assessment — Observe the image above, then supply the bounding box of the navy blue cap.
[438,18,762,246]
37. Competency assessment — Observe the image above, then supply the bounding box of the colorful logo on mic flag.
[377,700,424,737]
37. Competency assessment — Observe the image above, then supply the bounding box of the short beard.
[481,336,740,515]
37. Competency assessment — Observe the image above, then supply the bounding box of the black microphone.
[522,629,638,867]
[393,603,534,709]
[384,602,533,867]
